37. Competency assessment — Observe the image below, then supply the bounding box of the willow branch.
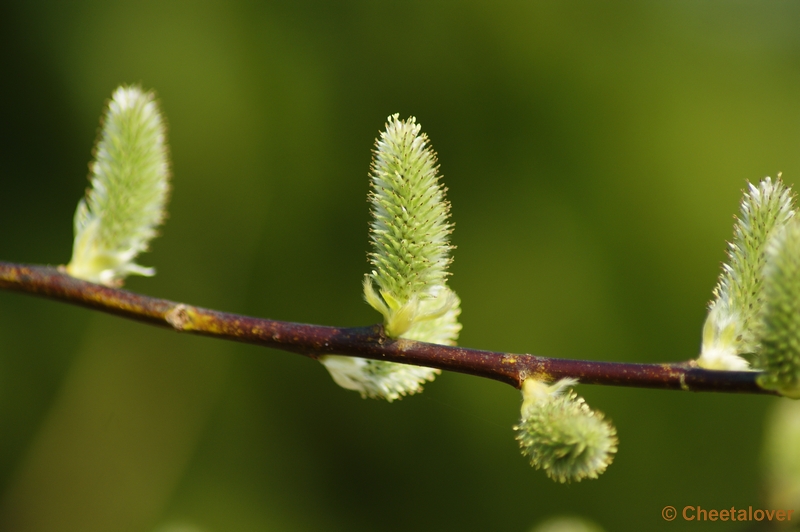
[0,262,773,395]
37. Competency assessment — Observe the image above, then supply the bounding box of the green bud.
[514,378,618,483]
[699,177,795,370]
[66,85,170,286]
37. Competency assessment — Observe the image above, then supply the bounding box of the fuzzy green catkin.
[66,85,170,286]
[757,219,800,398]
[514,378,618,483]
[320,115,460,401]
[698,177,795,370]
[368,114,453,309]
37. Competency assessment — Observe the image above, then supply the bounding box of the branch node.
[166,304,191,330]
[679,372,690,391]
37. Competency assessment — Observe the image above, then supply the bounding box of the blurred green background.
[1,1,799,531]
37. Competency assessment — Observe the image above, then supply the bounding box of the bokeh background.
[1,2,799,531]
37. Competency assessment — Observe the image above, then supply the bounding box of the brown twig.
[0,261,774,395]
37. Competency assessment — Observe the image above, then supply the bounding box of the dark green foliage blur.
[1,2,798,531]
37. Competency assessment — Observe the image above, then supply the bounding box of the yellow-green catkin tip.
[699,176,795,370]
[757,219,800,398]
[66,85,170,286]
[514,378,618,483]
[320,114,461,401]
[529,516,606,532]
[761,399,800,511]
